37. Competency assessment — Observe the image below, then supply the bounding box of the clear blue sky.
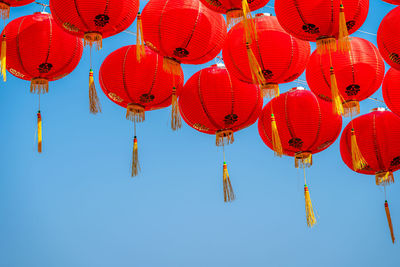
[0,1,399,266]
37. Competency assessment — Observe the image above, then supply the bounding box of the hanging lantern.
[0,0,34,20]
[223,13,311,98]
[274,0,369,53]
[378,6,400,71]
[179,64,262,202]
[383,68,400,116]
[340,108,400,243]
[99,45,184,177]
[258,87,342,227]
[306,37,385,117]
[1,12,83,153]
[141,0,227,76]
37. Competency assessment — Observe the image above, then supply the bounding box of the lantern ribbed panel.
[49,0,139,39]
[340,110,400,175]
[383,68,400,116]
[2,13,83,82]
[99,45,184,110]
[377,6,400,71]
[179,65,262,135]
[141,0,227,65]
[1,0,34,7]
[258,88,342,156]
[274,0,369,42]
[199,0,269,13]
[223,15,311,84]
[306,37,385,102]
[383,0,400,4]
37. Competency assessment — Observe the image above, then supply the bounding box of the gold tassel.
[0,3,10,20]
[131,136,140,177]
[261,83,280,98]
[136,12,146,62]
[385,201,395,244]
[30,78,49,94]
[376,171,395,186]
[37,111,42,153]
[89,69,101,114]
[1,34,6,82]
[330,67,345,116]
[84,32,102,50]
[316,37,337,55]
[271,114,283,157]
[351,128,368,171]
[163,57,182,76]
[343,100,360,117]
[216,130,234,146]
[338,3,351,53]
[295,152,313,168]
[242,0,257,43]
[304,184,317,227]
[223,162,235,202]
[246,42,266,87]
[171,87,182,131]
[126,103,145,122]
[226,9,244,27]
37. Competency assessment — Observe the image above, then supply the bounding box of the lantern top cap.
[256,13,273,17]
[371,107,388,112]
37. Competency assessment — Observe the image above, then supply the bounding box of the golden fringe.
[304,185,317,227]
[37,111,42,154]
[316,37,337,55]
[330,67,345,116]
[1,34,6,82]
[385,201,395,244]
[131,136,140,177]
[216,130,234,146]
[171,87,182,131]
[126,103,145,123]
[271,114,283,157]
[295,152,313,169]
[0,3,10,20]
[136,13,145,62]
[242,0,257,43]
[163,57,182,76]
[351,128,368,171]
[84,32,103,50]
[338,4,351,53]
[223,162,235,202]
[246,42,266,87]
[226,9,244,27]
[89,69,101,114]
[261,83,280,98]
[30,78,49,94]
[376,171,395,186]
[343,100,360,117]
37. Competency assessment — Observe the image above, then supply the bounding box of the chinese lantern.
[50,0,140,114]
[306,37,385,117]
[258,88,342,227]
[2,12,83,153]
[179,64,262,202]
[99,45,184,177]
[383,0,400,4]
[383,68,400,116]
[0,0,34,19]
[377,6,400,71]
[223,14,310,98]
[340,109,400,243]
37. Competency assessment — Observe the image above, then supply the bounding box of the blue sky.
[0,0,399,266]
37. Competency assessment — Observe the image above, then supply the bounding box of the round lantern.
[383,68,400,116]
[100,45,184,177]
[141,0,227,76]
[258,87,342,227]
[179,64,262,202]
[223,14,311,98]
[275,0,369,53]
[340,108,400,243]
[0,0,34,19]
[306,37,385,117]
[377,6,400,71]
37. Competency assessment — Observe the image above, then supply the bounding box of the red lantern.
[0,0,34,19]
[100,45,184,177]
[223,14,311,97]
[383,68,400,116]
[275,0,369,53]
[340,108,400,243]
[179,64,262,202]
[141,0,227,75]
[383,0,400,4]
[306,37,385,117]
[258,88,342,227]
[377,6,400,71]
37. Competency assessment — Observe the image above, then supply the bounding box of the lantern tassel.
[242,0,257,43]
[126,104,145,122]
[131,136,140,177]
[316,37,337,55]
[30,78,49,94]
[246,42,266,88]
[343,100,360,117]
[330,67,345,116]
[136,12,146,62]
[271,114,283,157]
[385,200,395,244]
[223,162,235,202]
[171,87,182,131]
[376,171,395,186]
[351,128,368,171]
[304,184,317,227]
[1,34,6,82]
[163,57,182,76]
[84,32,102,50]
[338,3,351,53]
[0,3,10,20]
[226,9,244,27]
[295,152,313,168]
[37,111,42,153]
[216,130,234,146]
[89,69,101,114]
[261,83,280,98]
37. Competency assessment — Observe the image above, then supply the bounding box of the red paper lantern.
[306,37,385,117]
[377,6,400,71]
[223,14,310,97]
[383,0,400,4]
[0,0,34,19]
[141,0,227,75]
[179,64,262,202]
[383,68,400,116]
[100,45,184,177]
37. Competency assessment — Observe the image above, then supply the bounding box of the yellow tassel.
[338,3,351,53]
[223,162,235,202]
[385,201,395,244]
[126,103,145,122]
[131,136,140,177]
[1,34,6,82]
[261,83,280,98]
[0,3,10,20]
[216,130,234,146]
[376,171,395,186]
[84,32,102,50]
[242,0,257,43]
[343,100,360,117]
[136,12,146,62]
[295,152,313,168]
[316,37,337,55]
[351,128,368,171]
[163,57,182,76]
[304,185,317,227]
[37,111,42,154]
[246,42,266,87]
[171,87,182,131]
[30,78,49,94]
[271,114,283,157]
[226,9,244,27]
[330,67,345,116]
[89,69,101,114]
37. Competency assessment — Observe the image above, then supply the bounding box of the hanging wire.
[124,30,137,36]
[34,2,49,13]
